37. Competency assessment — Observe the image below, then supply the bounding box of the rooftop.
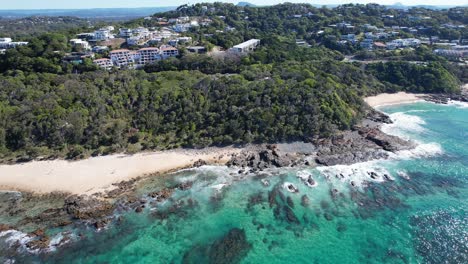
[233,39,260,49]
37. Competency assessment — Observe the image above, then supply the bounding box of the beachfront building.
[137,47,161,65]
[93,58,114,70]
[229,39,261,53]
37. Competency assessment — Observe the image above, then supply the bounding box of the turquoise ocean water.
[1,101,467,263]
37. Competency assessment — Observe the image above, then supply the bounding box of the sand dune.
[0,147,240,195]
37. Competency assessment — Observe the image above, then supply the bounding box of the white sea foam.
[447,100,468,109]
[317,161,389,189]
[391,142,443,160]
[296,170,313,181]
[381,112,427,139]
[0,230,73,254]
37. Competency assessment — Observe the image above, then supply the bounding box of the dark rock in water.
[369,172,379,180]
[208,228,252,264]
[32,228,45,237]
[366,109,393,124]
[324,212,334,221]
[247,192,264,211]
[64,195,114,220]
[26,236,50,251]
[148,188,174,202]
[268,189,279,208]
[336,222,347,232]
[330,188,339,199]
[193,159,208,167]
[94,219,109,229]
[383,174,393,181]
[284,206,300,224]
[301,195,310,207]
[320,200,330,210]
[135,205,144,213]
[177,181,194,191]
[286,196,295,208]
[183,228,252,264]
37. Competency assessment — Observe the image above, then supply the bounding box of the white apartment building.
[93,58,114,70]
[110,49,136,68]
[160,45,179,58]
[119,28,133,38]
[0,38,28,49]
[229,39,261,53]
[94,29,112,41]
[137,47,161,65]
[70,39,90,50]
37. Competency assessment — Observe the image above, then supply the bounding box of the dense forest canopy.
[0,2,465,161]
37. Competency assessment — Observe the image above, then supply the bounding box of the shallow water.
[1,101,467,264]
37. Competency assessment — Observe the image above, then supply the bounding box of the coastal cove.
[1,99,467,263]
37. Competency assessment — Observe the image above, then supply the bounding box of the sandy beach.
[0,147,241,195]
[364,92,426,107]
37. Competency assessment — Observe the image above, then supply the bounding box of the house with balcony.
[110,49,137,68]
[137,47,161,65]
[93,58,114,70]
[70,39,90,50]
[160,45,179,58]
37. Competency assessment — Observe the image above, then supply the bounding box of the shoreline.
[364,92,427,108]
[0,147,242,195]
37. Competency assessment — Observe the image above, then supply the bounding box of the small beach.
[364,92,426,107]
[0,147,241,195]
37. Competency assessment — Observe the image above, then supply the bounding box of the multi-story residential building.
[119,28,133,38]
[94,29,112,41]
[173,23,192,33]
[93,58,114,70]
[137,47,161,65]
[110,49,136,68]
[229,39,261,53]
[160,45,179,58]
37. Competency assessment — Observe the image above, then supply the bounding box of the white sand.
[364,92,425,107]
[0,147,241,195]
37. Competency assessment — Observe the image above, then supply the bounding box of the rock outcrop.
[64,195,114,220]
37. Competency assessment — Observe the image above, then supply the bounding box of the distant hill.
[237,2,256,7]
[0,7,177,21]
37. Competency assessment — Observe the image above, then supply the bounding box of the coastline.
[364,92,426,107]
[2,88,456,196]
[0,147,241,195]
